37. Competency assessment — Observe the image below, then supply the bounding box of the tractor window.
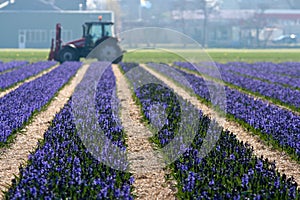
[103,24,113,37]
[89,24,103,43]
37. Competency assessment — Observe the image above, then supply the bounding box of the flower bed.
[148,63,300,160]
[0,61,28,73]
[0,61,81,144]
[5,63,134,199]
[121,62,300,199]
[174,62,300,111]
[0,61,56,90]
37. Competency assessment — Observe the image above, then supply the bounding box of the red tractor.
[48,17,123,63]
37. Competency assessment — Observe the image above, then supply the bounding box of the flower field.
[148,63,300,159]
[0,61,28,73]
[0,54,299,199]
[121,62,299,199]
[174,62,300,111]
[0,61,56,90]
[5,63,133,199]
[0,61,81,144]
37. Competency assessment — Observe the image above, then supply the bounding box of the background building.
[120,0,300,48]
[1,0,300,48]
[0,0,113,48]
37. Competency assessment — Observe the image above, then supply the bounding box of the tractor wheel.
[94,37,123,64]
[59,48,79,63]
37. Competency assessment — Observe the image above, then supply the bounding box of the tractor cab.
[83,22,114,47]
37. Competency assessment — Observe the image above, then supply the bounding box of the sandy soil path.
[112,64,177,200]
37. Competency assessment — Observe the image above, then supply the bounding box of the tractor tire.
[59,47,79,63]
[94,37,123,64]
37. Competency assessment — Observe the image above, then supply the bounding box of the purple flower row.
[95,63,126,147]
[216,62,300,90]
[174,128,299,199]
[248,62,300,78]
[73,62,128,170]
[0,61,81,143]
[148,63,300,159]
[0,61,28,73]
[6,63,134,199]
[220,67,300,110]
[174,62,300,110]
[174,61,300,78]
[119,62,202,161]
[0,61,56,90]
[121,62,299,199]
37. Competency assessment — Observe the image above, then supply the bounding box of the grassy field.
[0,49,49,63]
[1,48,300,63]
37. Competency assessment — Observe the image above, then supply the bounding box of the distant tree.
[171,0,221,48]
[200,0,222,48]
[252,3,269,48]
[106,0,122,32]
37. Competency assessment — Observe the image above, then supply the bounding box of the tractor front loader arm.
[48,23,62,61]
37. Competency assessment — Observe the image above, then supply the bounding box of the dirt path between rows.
[142,64,300,187]
[0,64,59,98]
[0,64,89,198]
[112,65,177,200]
